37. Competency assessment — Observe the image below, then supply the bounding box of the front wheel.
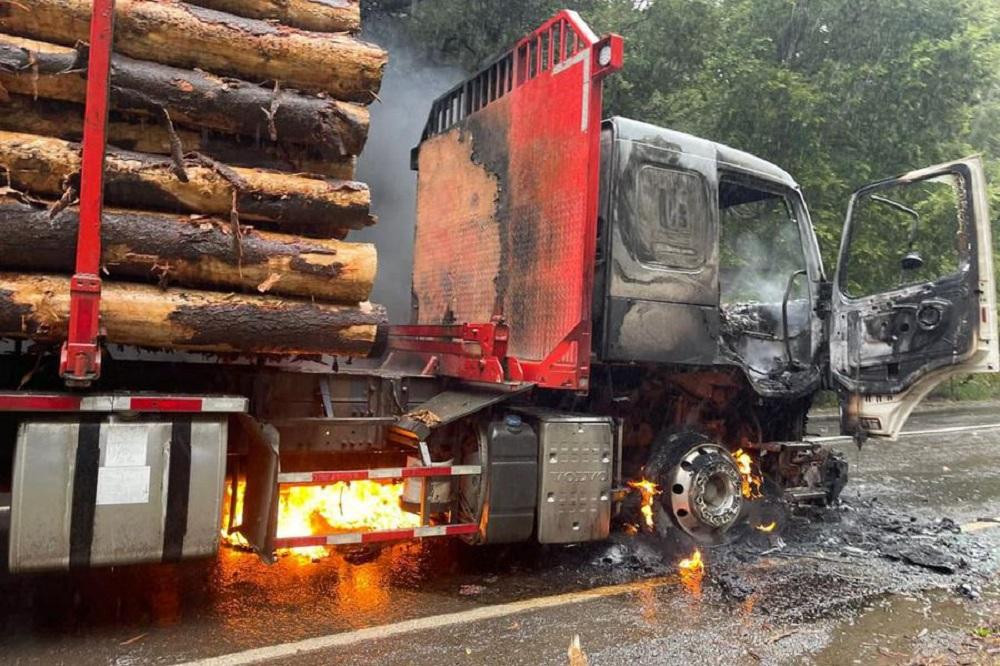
[645,431,746,544]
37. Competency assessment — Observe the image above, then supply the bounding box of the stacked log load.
[0,0,387,356]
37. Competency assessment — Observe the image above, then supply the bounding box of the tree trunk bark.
[0,95,357,180]
[0,36,369,157]
[0,130,373,234]
[0,273,384,356]
[0,0,386,102]
[186,0,360,34]
[0,196,377,303]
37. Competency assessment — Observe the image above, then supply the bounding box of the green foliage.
[972,625,999,638]
[928,373,1000,401]
[373,0,604,68]
[842,175,966,297]
[372,0,1000,273]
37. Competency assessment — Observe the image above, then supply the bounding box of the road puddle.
[813,579,999,664]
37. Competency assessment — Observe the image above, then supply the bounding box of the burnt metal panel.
[412,93,590,362]
[411,12,616,390]
[599,118,720,366]
[232,414,279,563]
[518,409,613,544]
[607,121,720,308]
[394,384,534,441]
[604,298,720,364]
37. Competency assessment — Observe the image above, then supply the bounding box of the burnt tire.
[646,430,745,544]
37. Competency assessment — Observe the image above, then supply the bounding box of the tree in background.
[367,0,999,270]
[366,0,606,67]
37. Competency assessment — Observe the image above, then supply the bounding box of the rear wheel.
[455,419,488,544]
[646,431,745,544]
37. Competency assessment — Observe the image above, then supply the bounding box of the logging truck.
[0,9,996,571]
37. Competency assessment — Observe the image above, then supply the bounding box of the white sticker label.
[104,426,148,468]
[96,466,151,505]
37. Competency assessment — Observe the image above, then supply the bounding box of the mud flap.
[232,414,280,564]
[391,384,533,442]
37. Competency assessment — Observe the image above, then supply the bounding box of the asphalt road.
[1,402,999,665]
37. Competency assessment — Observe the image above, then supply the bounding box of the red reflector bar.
[0,393,247,413]
[0,394,82,412]
[129,397,204,412]
[273,524,480,549]
[277,465,482,485]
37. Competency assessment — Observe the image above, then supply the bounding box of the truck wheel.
[455,419,488,544]
[645,431,744,544]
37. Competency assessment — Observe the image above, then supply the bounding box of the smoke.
[720,233,807,306]
[720,228,813,376]
[355,20,464,323]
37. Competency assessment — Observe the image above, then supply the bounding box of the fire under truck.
[0,10,995,571]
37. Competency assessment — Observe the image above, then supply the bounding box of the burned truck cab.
[401,10,996,547]
[593,118,826,399]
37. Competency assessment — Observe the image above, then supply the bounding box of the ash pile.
[0,0,386,356]
[704,497,994,622]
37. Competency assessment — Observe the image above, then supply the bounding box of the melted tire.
[646,430,745,544]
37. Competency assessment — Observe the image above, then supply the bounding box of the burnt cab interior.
[594,118,825,398]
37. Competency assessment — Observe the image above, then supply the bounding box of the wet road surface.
[1,402,999,665]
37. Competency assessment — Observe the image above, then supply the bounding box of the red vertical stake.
[60,0,115,386]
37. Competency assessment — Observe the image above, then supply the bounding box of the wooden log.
[0,196,377,302]
[0,36,369,157]
[0,130,374,233]
[0,95,199,157]
[186,0,360,34]
[0,0,386,102]
[0,95,357,179]
[0,273,385,356]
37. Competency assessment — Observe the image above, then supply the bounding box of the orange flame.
[278,481,420,534]
[628,479,661,529]
[678,548,705,597]
[221,478,421,560]
[221,479,250,548]
[678,548,704,575]
[732,449,762,499]
[756,521,777,533]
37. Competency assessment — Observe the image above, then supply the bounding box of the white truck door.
[830,157,998,439]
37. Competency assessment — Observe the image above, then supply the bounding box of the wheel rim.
[665,443,744,542]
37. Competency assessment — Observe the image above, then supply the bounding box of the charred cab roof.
[608,117,799,190]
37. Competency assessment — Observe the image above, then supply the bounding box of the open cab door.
[831,157,998,440]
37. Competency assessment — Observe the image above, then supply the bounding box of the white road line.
[961,519,1000,533]
[807,422,1000,443]
[182,577,672,666]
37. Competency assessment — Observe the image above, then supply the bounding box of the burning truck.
[0,6,995,570]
